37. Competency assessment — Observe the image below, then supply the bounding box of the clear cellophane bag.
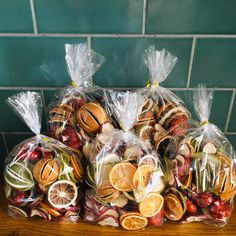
[163,85,236,226]
[134,46,191,163]
[48,43,111,151]
[83,91,165,230]
[4,91,84,222]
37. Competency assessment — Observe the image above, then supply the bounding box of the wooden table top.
[0,179,235,236]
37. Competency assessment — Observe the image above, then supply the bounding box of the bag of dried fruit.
[48,43,111,151]
[84,91,165,230]
[163,86,236,226]
[134,46,190,161]
[4,91,84,222]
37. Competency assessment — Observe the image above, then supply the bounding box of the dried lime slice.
[4,162,34,191]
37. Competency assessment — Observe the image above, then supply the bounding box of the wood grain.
[0,178,235,236]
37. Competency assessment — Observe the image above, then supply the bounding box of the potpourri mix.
[3,44,236,229]
[4,92,84,222]
[48,43,109,150]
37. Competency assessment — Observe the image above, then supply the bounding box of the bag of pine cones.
[134,46,191,161]
[48,43,112,151]
[83,91,165,230]
[4,91,84,222]
[163,85,236,227]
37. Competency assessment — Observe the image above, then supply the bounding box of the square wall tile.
[0,90,47,132]
[0,37,86,87]
[191,39,236,88]
[5,133,34,152]
[0,0,33,33]
[228,96,236,132]
[0,135,7,170]
[226,135,236,150]
[34,0,143,34]
[92,38,192,88]
[147,0,236,34]
[43,89,61,110]
[175,90,232,130]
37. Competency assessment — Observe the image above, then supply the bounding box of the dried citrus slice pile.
[48,180,78,209]
[109,162,136,192]
[120,212,148,230]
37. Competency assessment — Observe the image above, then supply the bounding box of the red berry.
[209,199,233,220]
[148,209,164,226]
[193,192,213,208]
[29,150,42,161]
[186,199,197,213]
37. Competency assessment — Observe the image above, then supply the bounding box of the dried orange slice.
[48,180,78,209]
[139,193,164,217]
[133,165,154,191]
[109,162,136,192]
[120,212,148,230]
[164,193,184,221]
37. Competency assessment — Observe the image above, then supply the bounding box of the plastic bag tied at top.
[4,91,84,222]
[163,85,236,227]
[84,91,165,230]
[134,46,190,162]
[48,43,110,150]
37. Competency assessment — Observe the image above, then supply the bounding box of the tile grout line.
[0,87,235,91]
[1,33,236,38]
[186,37,196,88]
[142,0,148,34]
[225,90,235,132]
[225,132,236,135]
[0,132,34,135]
[2,133,9,155]
[30,0,38,34]
[40,89,48,123]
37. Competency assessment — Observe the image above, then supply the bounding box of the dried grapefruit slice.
[109,162,136,192]
[120,212,148,230]
[139,193,164,217]
[48,180,78,209]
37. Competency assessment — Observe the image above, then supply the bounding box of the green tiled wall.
[0,0,236,169]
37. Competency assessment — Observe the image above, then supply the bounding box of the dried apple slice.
[203,142,217,154]
[110,193,128,207]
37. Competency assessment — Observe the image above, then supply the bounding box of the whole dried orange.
[139,193,164,217]
[120,212,148,230]
[109,162,136,192]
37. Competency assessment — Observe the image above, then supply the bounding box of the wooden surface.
[0,180,235,236]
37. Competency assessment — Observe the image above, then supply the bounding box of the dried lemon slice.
[48,180,78,209]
